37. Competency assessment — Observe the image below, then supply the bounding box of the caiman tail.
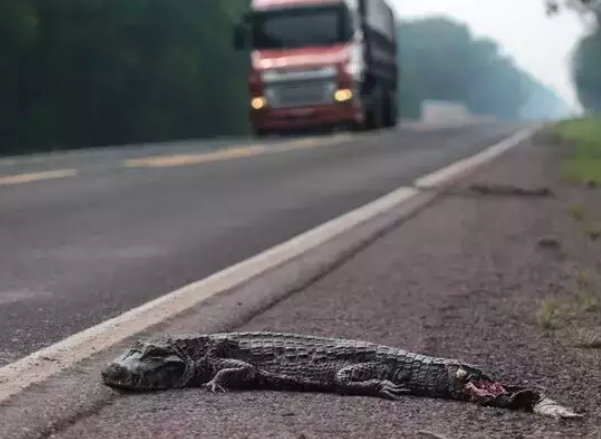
[532,396,585,419]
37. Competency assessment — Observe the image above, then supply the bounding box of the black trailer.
[356,0,399,129]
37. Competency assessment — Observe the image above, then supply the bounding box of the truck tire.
[392,93,399,128]
[371,85,384,130]
[384,91,398,128]
[362,105,376,131]
[381,93,391,129]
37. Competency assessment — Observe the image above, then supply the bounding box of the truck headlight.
[334,89,353,102]
[251,97,266,109]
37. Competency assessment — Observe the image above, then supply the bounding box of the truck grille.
[265,80,335,109]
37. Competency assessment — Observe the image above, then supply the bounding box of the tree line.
[0,0,571,157]
[547,0,601,112]
[396,16,571,120]
[0,0,250,156]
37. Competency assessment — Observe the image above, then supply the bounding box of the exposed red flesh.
[466,380,507,398]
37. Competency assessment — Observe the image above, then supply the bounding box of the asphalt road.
[0,122,524,367]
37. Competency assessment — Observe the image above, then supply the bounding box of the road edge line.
[0,125,542,403]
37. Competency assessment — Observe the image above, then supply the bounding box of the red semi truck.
[233,0,399,137]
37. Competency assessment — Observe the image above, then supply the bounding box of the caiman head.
[101,337,205,391]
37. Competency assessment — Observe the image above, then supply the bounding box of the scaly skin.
[100,331,583,419]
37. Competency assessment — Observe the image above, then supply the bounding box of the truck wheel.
[392,97,399,128]
[385,92,398,128]
[381,94,390,129]
[358,86,385,131]
[389,91,398,128]
[360,106,375,131]
[351,118,367,132]
[375,86,388,130]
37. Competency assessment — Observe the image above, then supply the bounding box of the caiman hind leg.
[334,363,410,400]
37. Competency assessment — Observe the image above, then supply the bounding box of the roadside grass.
[583,222,601,241]
[538,118,601,347]
[575,267,593,290]
[536,297,567,329]
[536,267,599,331]
[578,291,599,313]
[575,328,601,349]
[536,293,598,330]
[567,203,586,221]
[552,117,601,185]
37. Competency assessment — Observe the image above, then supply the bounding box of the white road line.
[0,126,542,403]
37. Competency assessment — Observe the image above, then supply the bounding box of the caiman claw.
[202,380,227,394]
[533,397,585,419]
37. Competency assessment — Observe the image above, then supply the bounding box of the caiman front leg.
[202,359,260,393]
[334,363,410,400]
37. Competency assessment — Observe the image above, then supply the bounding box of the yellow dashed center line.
[124,134,352,169]
[0,134,354,185]
[124,145,269,168]
[0,169,78,186]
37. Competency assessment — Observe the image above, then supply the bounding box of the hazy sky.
[390,0,589,111]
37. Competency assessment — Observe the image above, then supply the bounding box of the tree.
[0,1,38,150]
[398,17,473,103]
[546,0,601,18]
[545,0,601,112]
[0,0,251,156]
[396,17,564,120]
[572,29,601,110]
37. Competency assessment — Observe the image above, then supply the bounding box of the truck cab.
[234,0,398,137]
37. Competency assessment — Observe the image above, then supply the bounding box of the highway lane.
[0,122,525,366]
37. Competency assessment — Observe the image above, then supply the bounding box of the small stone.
[537,237,561,249]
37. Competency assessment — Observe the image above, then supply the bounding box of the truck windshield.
[250,4,353,49]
